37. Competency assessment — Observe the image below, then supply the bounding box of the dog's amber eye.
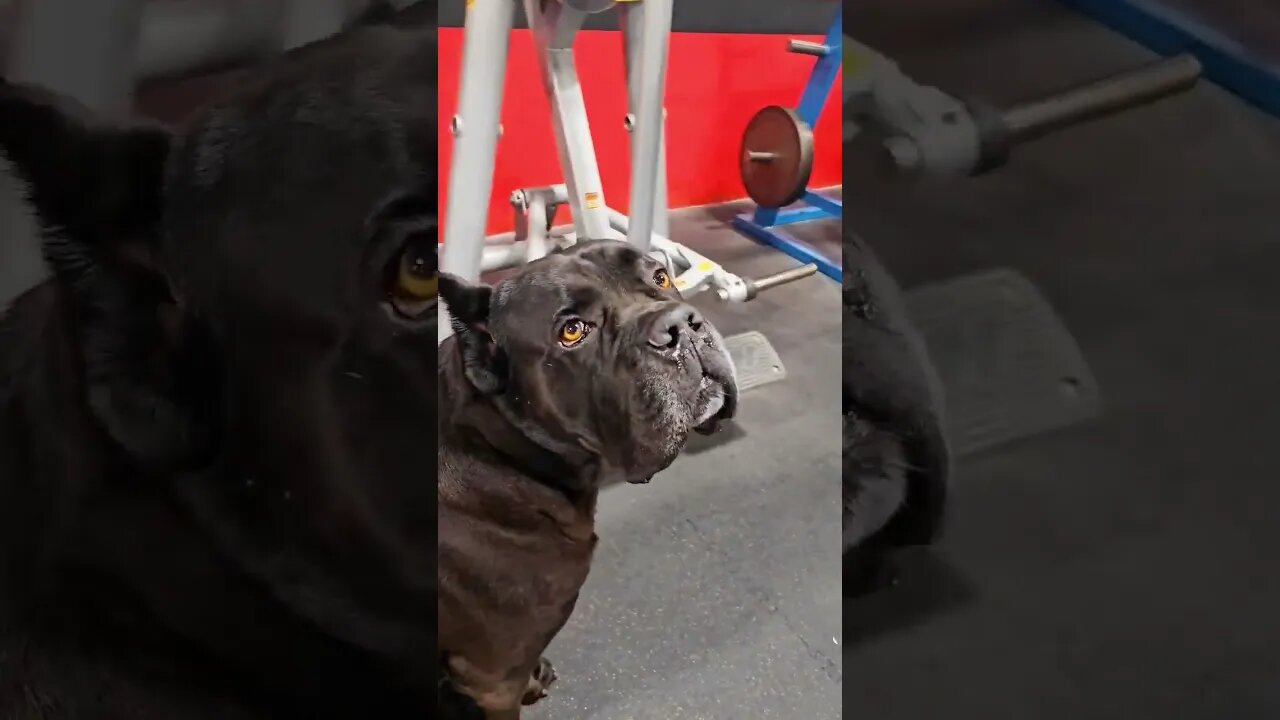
[559,318,588,346]
[653,268,672,289]
[396,245,437,300]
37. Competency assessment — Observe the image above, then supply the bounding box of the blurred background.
[1,0,418,308]
[843,1,1280,718]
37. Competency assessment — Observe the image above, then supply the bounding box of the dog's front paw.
[520,657,557,706]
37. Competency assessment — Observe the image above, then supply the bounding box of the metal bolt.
[624,109,666,132]
[788,39,830,57]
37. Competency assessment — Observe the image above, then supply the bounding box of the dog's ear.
[439,273,490,327]
[1,78,211,471]
[0,78,170,279]
[439,273,506,395]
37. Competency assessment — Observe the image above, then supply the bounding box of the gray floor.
[845,2,1280,719]
[530,207,843,719]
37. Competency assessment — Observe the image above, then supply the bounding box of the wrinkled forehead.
[492,256,604,327]
[489,242,650,333]
[158,26,436,315]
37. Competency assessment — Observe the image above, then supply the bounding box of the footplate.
[723,331,788,393]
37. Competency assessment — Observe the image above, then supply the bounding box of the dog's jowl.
[437,240,739,717]
[0,23,440,719]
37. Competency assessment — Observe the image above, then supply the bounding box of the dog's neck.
[439,339,601,515]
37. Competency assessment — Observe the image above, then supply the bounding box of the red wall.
[438,29,842,237]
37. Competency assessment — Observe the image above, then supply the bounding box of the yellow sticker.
[695,260,714,273]
[584,192,601,209]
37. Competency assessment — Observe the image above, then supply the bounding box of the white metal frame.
[438,0,757,342]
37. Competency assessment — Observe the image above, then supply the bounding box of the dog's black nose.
[647,304,705,350]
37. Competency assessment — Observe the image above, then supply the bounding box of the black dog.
[437,241,739,718]
[843,231,950,596]
[0,22,440,719]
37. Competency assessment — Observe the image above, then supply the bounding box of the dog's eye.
[395,242,437,300]
[558,318,589,347]
[653,268,672,290]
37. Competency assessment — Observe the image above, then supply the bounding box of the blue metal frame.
[1062,0,1280,117]
[732,5,843,282]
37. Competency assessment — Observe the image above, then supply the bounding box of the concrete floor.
[845,2,1280,718]
[530,206,843,720]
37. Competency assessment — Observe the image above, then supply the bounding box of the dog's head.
[440,240,738,486]
[2,24,439,700]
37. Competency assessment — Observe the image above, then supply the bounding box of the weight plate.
[739,105,814,208]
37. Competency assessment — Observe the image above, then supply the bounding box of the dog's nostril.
[648,326,680,349]
[648,304,704,350]
[684,307,705,333]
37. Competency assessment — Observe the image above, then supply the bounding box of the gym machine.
[1063,0,1280,119]
[732,4,844,282]
[439,0,820,342]
[842,37,1203,178]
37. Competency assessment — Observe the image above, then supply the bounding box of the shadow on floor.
[844,549,976,648]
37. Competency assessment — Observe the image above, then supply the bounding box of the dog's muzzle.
[644,302,738,434]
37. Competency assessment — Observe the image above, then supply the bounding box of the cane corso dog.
[437,241,739,718]
[842,230,950,597]
[0,22,440,720]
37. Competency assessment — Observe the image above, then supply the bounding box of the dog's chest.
[440,509,593,606]
[439,510,593,675]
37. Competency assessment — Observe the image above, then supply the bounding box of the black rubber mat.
[903,268,1102,456]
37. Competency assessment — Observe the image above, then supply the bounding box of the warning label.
[584,192,601,209]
